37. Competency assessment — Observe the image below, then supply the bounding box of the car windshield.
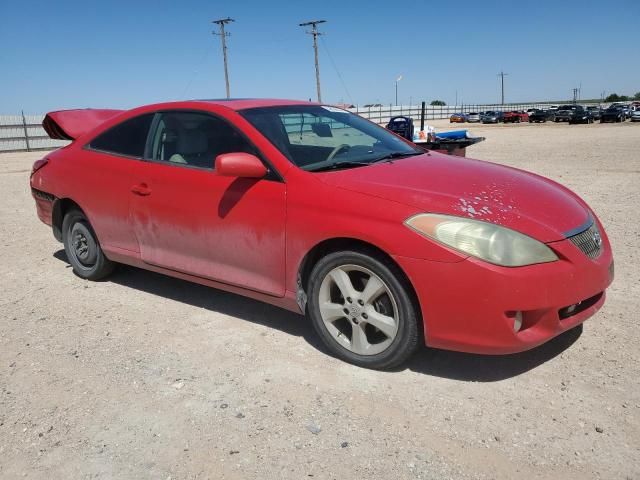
[240,105,421,172]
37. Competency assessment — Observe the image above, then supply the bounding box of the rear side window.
[89,114,154,158]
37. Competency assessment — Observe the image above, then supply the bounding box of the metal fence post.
[21,110,31,152]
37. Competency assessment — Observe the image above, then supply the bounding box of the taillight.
[31,158,49,176]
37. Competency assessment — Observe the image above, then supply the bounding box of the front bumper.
[393,227,613,354]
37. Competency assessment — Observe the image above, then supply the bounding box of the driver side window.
[150,111,256,169]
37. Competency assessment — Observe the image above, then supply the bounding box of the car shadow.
[403,325,582,381]
[53,250,583,382]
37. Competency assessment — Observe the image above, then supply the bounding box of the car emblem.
[592,230,602,249]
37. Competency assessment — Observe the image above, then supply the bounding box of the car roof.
[193,98,317,110]
[129,98,321,113]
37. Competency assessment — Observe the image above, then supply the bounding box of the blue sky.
[1,0,638,113]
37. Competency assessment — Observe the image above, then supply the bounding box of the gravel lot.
[1,120,639,479]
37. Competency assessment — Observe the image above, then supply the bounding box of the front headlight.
[405,213,558,267]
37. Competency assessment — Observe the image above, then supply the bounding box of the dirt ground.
[1,120,639,479]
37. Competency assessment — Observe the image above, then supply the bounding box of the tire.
[62,209,115,280]
[307,250,420,369]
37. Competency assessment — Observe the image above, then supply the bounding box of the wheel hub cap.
[70,222,98,267]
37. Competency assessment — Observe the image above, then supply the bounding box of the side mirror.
[215,153,267,178]
[311,123,333,137]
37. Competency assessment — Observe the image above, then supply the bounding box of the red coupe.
[503,111,530,123]
[31,99,613,369]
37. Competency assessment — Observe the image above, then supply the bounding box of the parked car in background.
[610,103,631,119]
[31,99,614,369]
[503,111,529,123]
[449,113,466,123]
[480,111,503,123]
[554,105,579,122]
[630,109,640,122]
[568,106,594,124]
[586,106,602,120]
[600,106,626,123]
[466,112,481,123]
[528,109,551,123]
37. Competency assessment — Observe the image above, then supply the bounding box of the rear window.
[89,114,154,158]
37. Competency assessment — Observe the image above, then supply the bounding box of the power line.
[212,17,234,99]
[299,20,326,103]
[181,42,216,98]
[497,71,508,105]
[319,35,353,105]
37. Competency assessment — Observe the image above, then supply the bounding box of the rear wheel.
[307,250,420,369]
[62,209,115,280]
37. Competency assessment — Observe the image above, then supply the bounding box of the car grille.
[568,223,603,259]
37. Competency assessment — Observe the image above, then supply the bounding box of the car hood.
[316,153,589,243]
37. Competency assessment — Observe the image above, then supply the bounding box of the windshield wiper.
[307,151,422,172]
[370,151,423,164]
[307,160,372,172]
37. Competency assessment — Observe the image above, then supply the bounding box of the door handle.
[131,183,151,196]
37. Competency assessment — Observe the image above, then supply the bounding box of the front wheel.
[307,250,420,369]
[62,209,115,280]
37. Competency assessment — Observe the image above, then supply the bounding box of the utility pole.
[395,75,402,106]
[299,20,326,102]
[212,17,234,99]
[579,81,582,102]
[572,87,579,104]
[497,71,508,105]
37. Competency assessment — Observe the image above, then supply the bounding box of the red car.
[31,99,613,369]
[503,111,529,123]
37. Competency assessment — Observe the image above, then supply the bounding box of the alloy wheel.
[317,264,399,356]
